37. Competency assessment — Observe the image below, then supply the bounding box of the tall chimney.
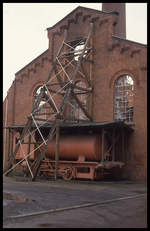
[102,3,126,39]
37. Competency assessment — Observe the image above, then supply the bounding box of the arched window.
[70,81,88,121]
[114,75,134,123]
[33,86,47,122]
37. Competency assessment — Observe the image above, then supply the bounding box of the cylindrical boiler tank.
[41,135,108,161]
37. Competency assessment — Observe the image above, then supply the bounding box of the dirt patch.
[3,192,35,203]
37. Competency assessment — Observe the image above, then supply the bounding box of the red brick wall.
[92,31,147,179]
[3,7,147,179]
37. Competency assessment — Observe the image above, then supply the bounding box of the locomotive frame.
[5,121,133,181]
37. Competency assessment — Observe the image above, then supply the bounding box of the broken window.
[114,75,134,123]
[70,81,88,121]
[69,39,88,61]
[74,43,86,61]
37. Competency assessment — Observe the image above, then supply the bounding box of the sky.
[3,3,147,100]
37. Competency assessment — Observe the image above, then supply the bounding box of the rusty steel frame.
[3,23,94,181]
[100,127,126,164]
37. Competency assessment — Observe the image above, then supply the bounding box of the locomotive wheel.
[62,167,73,181]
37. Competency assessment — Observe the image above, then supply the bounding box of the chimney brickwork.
[102,3,126,39]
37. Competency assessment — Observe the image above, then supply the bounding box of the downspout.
[3,92,8,169]
[10,79,16,159]
[12,79,16,125]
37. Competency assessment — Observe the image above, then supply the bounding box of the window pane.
[114,75,134,122]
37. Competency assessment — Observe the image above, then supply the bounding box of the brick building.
[3,5,147,180]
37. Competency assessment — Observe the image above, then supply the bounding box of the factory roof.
[46,6,118,31]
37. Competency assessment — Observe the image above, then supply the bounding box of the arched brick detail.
[109,69,139,89]
[29,81,45,97]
